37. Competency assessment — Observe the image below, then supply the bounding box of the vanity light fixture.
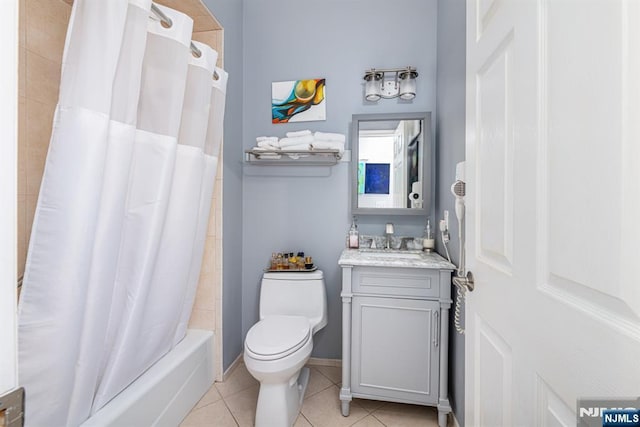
[363,66,418,101]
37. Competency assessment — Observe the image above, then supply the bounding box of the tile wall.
[18,0,225,380]
[17,0,71,282]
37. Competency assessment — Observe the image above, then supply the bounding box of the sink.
[358,251,423,260]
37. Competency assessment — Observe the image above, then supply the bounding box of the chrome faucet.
[385,223,394,249]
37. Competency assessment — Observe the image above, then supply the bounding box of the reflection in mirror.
[352,112,433,215]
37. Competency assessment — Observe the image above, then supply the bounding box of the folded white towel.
[251,147,281,159]
[281,143,312,151]
[286,130,312,138]
[277,135,314,148]
[286,153,310,159]
[313,131,345,143]
[257,140,278,149]
[256,136,279,143]
[312,140,345,153]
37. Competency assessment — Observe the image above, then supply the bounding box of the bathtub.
[80,329,214,427]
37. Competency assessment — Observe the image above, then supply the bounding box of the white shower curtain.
[17,1,227,425]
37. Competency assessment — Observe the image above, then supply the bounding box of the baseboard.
[220,355,339,382]
[222,353,243,382]
[307,357,342,367]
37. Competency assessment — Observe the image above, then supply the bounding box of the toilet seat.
[245,315,311,361]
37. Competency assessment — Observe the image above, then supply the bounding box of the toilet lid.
[246,315,311,361]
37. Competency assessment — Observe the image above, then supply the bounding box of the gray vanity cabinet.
[338,251,454,427]
[351,295,440,404]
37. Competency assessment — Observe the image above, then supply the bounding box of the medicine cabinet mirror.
[351,112,433,216]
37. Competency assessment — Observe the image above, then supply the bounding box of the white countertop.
[338,248,456,270]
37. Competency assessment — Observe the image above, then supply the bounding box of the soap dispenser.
[348,216,359,249]
[423,218,435,252]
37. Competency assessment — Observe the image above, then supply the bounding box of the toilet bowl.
[243,271,327,427]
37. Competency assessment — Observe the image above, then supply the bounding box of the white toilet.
[244,270,327,427]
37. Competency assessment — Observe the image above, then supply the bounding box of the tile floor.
[180,362,443,427]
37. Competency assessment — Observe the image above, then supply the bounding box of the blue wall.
[436,0,466,424]
[241,0,438,359]
[203,5,467,424]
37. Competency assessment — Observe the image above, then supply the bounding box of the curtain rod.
[150,3,202,58]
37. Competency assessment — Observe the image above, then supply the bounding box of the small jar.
[304,256,314,269]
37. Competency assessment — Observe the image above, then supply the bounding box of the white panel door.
[465,0,640,425]
[0,0,19,397]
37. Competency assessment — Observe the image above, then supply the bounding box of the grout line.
[370,412,387,426]
[220,394,241,427]
[302,383,333,401]
[214,364,259,400]
[190,382,226,413]
[192,399,218,412]
[311,365,342,386]
[299,412,315,427]
[310,366,337,385]
[215,382,257,401]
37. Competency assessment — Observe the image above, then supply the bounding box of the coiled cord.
[441,221,466,334]
[454,284,466,334]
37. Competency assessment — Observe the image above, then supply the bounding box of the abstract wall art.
[272,78,326,123]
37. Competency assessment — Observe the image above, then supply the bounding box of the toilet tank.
[259,270,328,334]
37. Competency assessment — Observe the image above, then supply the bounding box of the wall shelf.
[244,148,342,166]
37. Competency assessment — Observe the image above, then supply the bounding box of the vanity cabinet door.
[351,296,440,405]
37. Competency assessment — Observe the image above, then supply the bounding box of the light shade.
[364,72,382,101]
[399,70,417,100]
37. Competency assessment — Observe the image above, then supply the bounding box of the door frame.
[0,0,19,395]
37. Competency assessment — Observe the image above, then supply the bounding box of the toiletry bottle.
[423,218,435,252]
[348,216,359,249]
[296,252,305,270]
